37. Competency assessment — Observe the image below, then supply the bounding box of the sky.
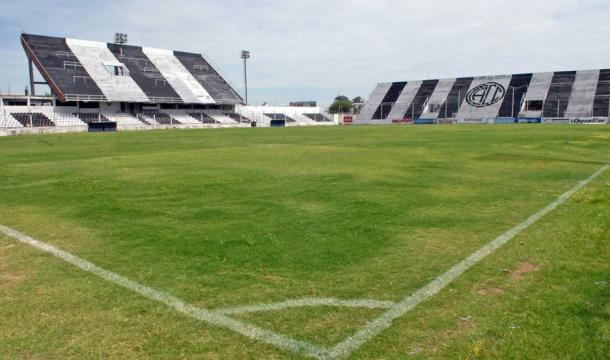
[1,0,610,106]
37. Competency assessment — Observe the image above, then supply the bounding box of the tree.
[329,95,353,113]
[352,96,363,104]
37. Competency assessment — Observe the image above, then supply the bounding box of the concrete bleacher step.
[137,114,159,125]
[303,113,332,123]
[224,112,251,123]
[188,113,218,124]
[208,112,237,124]
[46,111,86,127]
[76,113,109,124]
[169,113,201,125]
[10,113,55,127]
[264,113,297,123]
[103,113,147,126]
[1,114,24,128]
[292,113,317,125]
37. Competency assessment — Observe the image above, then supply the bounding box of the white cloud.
[1,0,610,105]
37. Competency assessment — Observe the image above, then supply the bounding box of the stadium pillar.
[28,59,35,97]
[510,87,515,119]
[411,100,415,119]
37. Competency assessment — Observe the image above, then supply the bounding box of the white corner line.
[327,164,609,360]
[0,224,331,360]
[214,298,396,315]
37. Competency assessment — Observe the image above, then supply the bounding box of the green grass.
[0,125,609,359]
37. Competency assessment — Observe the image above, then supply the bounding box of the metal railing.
[64,94,108,102]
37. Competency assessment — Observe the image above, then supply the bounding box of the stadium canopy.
[21,33,243,105]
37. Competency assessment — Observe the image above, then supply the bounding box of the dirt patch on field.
[258,272,286,284]
[0,243,26,288]
[0,272,25,288]
[511,261,541,280]
[439,317,478,346]
[477,287,505,296]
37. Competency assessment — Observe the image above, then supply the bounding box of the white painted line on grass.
[0,224,331,359]
[327,164,609,359]
[215,298,395,315]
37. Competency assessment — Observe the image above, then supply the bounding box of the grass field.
[0,125,609,359]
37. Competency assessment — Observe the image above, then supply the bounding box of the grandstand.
[358,70,610,125]
[0,34,335,135]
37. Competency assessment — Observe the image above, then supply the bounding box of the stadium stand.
[66,38,150,103]
[498,73,532,118]
[406,80,439,120]
[592,69,610,117]
[163,113,200,125]
[77,113,109,123]
[142,47,216,104]
[565,70,600,118]
[542,71,576,118]
[265,113,296,123]
[224,112,251,123]
[357,83,392,121]
[358,69,610,124]
[189,113,218,124]
[304,113,332,122]
[174,51,242,104]
[0,33,332,135]
[519,72,554,119]
[437,78,472,119]
[107,113,149,126]
[0,33,334,135]
[140,112,180,125]
[456,77,512,120]
[385,81,423,121]
[21,34,105,101]
[11,112,54,127]
[107,43,182,103]
[37,108,85,127]
[372,82,407,120]
[418,79,454,120]
[0,113,23,128]
[135,114,154,125]
[22,33,240,105]
[204,111,238,124]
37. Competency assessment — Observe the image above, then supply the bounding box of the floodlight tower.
[114,33,128,56]
[241,50,250,105]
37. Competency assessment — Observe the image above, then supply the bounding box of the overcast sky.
[1,0,609,105]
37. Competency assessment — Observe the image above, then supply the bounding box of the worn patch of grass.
[0,125,608,358]
[237,307,387,348]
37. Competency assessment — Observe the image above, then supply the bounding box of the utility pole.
[241,50,250,105]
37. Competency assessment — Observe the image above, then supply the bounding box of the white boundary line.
[0,164,607,359]
[326,164,609,359]
[214,298,395,315]
[0,224,331,359]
